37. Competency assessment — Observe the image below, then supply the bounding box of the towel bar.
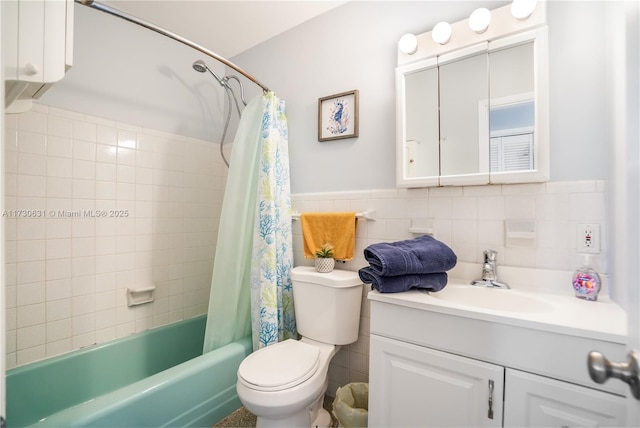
[291,210,376,221]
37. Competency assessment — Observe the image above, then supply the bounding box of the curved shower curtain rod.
[75,0,271,93]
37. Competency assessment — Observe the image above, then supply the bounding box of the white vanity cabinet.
[2,0,74,112]
[370,335,504,427]
[368,286,629,428]
[504,369,627,427]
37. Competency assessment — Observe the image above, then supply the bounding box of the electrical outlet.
[576,223,600,254]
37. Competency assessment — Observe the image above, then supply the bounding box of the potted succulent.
[314,243,335,273]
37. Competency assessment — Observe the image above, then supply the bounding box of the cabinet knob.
[24,62,39,76]
[588,350,639,400]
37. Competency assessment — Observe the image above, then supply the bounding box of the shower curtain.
[250,93,295,350]
[203,92,295,353]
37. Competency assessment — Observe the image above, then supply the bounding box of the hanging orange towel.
[301,212,357,260]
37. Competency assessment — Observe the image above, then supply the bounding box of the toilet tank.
[291,266,363,345]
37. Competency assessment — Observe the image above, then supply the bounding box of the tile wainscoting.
[291,180,607,395]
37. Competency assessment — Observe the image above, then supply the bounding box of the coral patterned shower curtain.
[249,93,296,350]
[203,92,296,353]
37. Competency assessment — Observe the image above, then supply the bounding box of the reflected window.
[489,99,534,172]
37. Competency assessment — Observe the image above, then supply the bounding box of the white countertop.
[368,272,627,344]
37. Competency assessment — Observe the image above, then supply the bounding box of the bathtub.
[6,315,252,427]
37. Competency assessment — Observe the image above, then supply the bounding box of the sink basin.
[428,285,555,314]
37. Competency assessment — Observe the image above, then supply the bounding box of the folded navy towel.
[358,267,448,293]
[363,235,457,276]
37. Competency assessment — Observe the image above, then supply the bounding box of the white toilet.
[236,266,363,428]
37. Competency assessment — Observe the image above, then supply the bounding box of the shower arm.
[76,0,271,93]
[194,61,245,116]
[227,82,244,118]
[224,76,248,107]
[222,76,247,117]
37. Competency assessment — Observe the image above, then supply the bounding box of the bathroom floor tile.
[213,395,337,427]
[212,407,256,427]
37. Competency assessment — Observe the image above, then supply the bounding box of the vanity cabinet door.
[369,335,504,428]
[504,369,627,427]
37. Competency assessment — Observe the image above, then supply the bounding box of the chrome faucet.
[471,249,510,289]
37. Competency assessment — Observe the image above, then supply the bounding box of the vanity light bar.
[397,1,546,65]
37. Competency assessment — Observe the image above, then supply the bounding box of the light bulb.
[469,8,491,33]
[511,0,537,20]
[432,22,452,45]
[398,33,418,55]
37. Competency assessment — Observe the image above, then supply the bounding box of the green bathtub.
[6,315,252,427]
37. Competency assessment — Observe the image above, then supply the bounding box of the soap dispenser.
[572,254,601,301]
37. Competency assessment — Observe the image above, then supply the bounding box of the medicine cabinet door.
[437,44,490,186]
[400,60,439,184]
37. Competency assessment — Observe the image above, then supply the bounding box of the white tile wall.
[291,182,608,395]
[5,103,609,393]
[5,104,227,368]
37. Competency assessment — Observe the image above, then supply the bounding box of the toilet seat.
[238,339,320,392]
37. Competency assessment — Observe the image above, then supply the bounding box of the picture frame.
[318,90,359,142]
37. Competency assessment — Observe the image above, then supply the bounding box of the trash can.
[332,382,369,427]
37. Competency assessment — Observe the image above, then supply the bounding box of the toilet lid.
[238,339,320,392]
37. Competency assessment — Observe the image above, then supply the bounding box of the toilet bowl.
[236,267,363,428]
[237,338,337,427]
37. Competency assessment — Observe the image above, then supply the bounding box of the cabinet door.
[369,335,504,427]
[504,369,627,427]
[17,0,45,82]
[438,46,490,185]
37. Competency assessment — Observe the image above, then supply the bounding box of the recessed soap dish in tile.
[505,220,536,247]
[409,218,434,236]
[127,286,156,307]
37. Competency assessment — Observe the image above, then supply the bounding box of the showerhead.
[192,60,208,73]
[192,59,228,88]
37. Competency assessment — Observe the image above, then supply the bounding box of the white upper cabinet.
[2,0,74,113]
[396,2,549,188]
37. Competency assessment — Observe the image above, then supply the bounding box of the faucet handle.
[483,249,497,262]
[472,249,510,289]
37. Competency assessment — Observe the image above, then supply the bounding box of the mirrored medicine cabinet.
[396,3,549,188]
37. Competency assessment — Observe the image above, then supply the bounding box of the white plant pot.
[315,258,335,273]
